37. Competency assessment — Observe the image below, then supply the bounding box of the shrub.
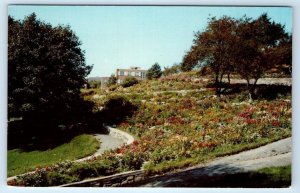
[102,95,137,124]
[121,77,139,88]
[118,151,145,170]
[107,74,117,87]
[46,172,77,186]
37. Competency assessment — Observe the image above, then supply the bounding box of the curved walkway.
[7,126,134,181]
[76,126,134,162]
[139,137,292,187]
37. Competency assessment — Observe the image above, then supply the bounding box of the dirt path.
[138,137,292,187]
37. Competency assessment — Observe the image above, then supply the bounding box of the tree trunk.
[227,73,231,85]
[215,75,221,97]
[219,73,224,94]
[247,78,259,103]
[246,79,253,103]
[250,78,258,100]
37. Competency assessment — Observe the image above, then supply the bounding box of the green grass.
[8,134,100,177]
[257,165,291,182]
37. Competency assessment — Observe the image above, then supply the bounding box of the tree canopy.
[8,13,92,129]
[147,63,162,79]
[234,14,289,94]
[181,13,291,97]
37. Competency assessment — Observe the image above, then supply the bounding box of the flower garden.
[9,73,292,186]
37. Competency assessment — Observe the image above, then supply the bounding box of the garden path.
[138,137,292,187]
[75,133,125,162]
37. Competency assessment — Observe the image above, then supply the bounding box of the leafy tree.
[121,77,139,88]
[234,14,289,100]
[180,44,205,72]
[182,16,238,96]
[183,14,291,99]
[267,34,292,75]
[8,13,92,131]
[163,63,181,76]
[146,63,162,79]
[107,74,117,87]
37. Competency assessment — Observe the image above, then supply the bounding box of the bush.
[101,95,137,124]
[46,172,77,186]
[121,77,139,88]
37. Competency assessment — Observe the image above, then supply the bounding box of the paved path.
[76,133,126,162]
[138,137,292,187]
[223,78,292,86]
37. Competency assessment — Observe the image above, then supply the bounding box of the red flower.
[246,119,256,124]
[272,120,281,127]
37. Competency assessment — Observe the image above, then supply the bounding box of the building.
[116,66,147,84]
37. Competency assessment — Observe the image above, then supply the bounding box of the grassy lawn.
[8,134,100,177]
[257,165,291,184]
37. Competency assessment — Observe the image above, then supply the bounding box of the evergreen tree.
[146,63,162,79]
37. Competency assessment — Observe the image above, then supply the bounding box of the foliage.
[8,134,99,177]
[182,16,237,95]
[8,14,292,187]
[147,63,162,79]
[107,74,117,87]
[101,95,137,124]
[182,14,291,98]
[234,14,290,99]
[163,63,181,76]
[10,76,291,186]
[121,77,139,88]
[8,13,92,131]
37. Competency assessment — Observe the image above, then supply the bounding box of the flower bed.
[10,77,292,186]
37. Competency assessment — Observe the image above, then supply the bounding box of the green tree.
[147,63,162,79]
[234,14,289,100]
[8,13,92,131]
[183,14,291,99]
[182,16,238,96]
[107,74,117,87]
[163,63,181,76]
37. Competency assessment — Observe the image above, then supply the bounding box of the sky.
[8,5,292,77]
